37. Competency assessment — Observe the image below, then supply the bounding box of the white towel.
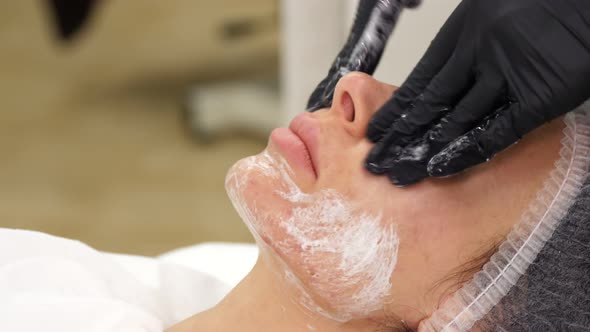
[0,228,233,332]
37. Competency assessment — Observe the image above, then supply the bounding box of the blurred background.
[0,0,458,256]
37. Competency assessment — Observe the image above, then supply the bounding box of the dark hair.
[377,241,501,332]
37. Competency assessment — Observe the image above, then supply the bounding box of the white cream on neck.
[225,149,400,322]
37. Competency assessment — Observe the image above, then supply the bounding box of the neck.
[167,250,383,332]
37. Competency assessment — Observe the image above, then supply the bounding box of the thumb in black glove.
[366,0,590,186]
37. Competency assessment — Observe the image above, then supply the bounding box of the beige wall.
[0,1,276,255]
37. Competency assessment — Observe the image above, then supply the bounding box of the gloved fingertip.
[365,145,394,175]
[366,127,383,143]
[384,157,429,186]
[365,160,388,175]
[426,159,452,177]
[366,141,388,164]
[388,174,426,187]
[307,79,335,112]
[367,114,396,142]
[427,135,488,177]
[387,168,427,186]
[306,93,332,112]
[306,102,328,112]
[427,157,472,177]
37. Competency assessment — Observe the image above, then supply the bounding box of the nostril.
[341,92,355,122]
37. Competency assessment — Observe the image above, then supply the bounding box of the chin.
[224,151,293,248]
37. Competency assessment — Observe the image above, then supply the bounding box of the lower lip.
[270,128,316,177]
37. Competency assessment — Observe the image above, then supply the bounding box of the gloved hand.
[365,0,590,186]
[307,0,421,112]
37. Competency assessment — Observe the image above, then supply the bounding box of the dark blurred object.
[221,13,276,41]
[48,0,98,41]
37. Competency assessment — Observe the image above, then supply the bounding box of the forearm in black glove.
[365,0,590,186]
[306,0,421,112]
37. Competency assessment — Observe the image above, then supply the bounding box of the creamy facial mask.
[225,148,399,322]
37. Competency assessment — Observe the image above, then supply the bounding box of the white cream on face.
[225,149,400,322]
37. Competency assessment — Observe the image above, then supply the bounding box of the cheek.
[318,147,372,196]
[270,193,401,324]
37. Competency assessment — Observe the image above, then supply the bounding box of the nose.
[330,72,394,137]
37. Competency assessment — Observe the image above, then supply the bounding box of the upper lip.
[289,113,320,176]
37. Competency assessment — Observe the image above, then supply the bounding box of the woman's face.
[225,72,559,325]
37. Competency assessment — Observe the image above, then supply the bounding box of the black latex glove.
[365,0,590,186]
[307,0,421,112]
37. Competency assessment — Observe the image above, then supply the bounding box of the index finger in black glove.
[427,102,549,178]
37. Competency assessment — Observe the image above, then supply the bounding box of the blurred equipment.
[184,80,279,141]
[184,8,280,141]
[47,0,98,41]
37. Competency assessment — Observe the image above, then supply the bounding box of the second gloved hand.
[365,0,590,186]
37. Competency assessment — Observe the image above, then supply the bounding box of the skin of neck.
[166,249,386,332]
